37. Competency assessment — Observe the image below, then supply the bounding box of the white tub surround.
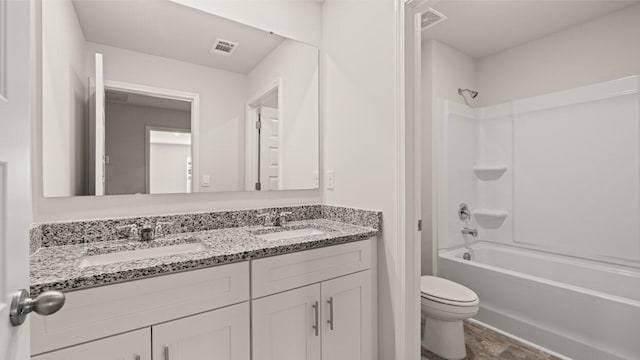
[437,75,640,265]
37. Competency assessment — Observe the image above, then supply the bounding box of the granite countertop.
[30,219,378,295]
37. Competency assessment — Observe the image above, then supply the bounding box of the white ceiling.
[422,0,640,58]
[72,0,286,74]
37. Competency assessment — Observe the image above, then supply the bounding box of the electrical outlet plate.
[327,171,335,190]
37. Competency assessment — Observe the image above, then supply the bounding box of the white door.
[31,328,150,360]
[152,302,250,360]
[321,271,373,360]
[259,106,281,190]
[252,284,321,360]
[89,53,105,195]
[0,0,33,359]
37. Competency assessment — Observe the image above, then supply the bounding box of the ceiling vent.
[211,38,238,56]
[105,92,128,103]
[421,8,447,30]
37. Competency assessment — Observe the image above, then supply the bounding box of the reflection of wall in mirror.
[248,40,319,190]
[104,102,191,195]
[87,42,247,193]
[42,0,89,197]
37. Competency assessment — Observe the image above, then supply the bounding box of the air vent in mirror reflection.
[211,39,238,56]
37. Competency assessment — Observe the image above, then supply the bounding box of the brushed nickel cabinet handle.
[327,296,334,330]
[134,355,140,360]
[312,301,319,336]
[163,346,170,360]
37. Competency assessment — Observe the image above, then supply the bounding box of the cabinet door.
[321,270,372,360]
[152,302,250,360]
[31,328,150,360]
[252,284,321,360]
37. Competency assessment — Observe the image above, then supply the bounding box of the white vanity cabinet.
[31,238,376,360]
[31,328,151,360]
[321,270,372,360]
[31,262,250,357]
[252,284,322,360]
[152,302,250,360]
[251,239,375,360]
[252,271,372,360]
[33,303,251,360]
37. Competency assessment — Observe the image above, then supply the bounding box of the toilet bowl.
[421,276,479,359]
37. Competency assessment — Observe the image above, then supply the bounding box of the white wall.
[322,0,396,358]
[421,40,477,273]
[248,39,319,190]
[33,2,323,222]
[41,0,87,197]
[87,42,246,193]
[477,3,640,106]
[428,40,478,107]
[104,102,191,195]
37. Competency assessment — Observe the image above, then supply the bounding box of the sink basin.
[255,228,327,241]
[79,242,206,268]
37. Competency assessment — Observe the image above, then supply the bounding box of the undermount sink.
[79,242,206,268]
[255,227,327,241]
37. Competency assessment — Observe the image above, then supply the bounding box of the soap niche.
[473,209,508,229]
[473,165,508,181]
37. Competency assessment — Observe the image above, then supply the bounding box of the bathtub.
[438,242,640,360]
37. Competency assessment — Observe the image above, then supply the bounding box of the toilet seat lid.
[420,276,478,305]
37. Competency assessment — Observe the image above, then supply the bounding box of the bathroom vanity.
[31,1,374,358]
[29,206,380,360]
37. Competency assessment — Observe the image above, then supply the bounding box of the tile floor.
[421,321,562,360]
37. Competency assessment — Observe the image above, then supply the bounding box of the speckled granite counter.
[30,216,379,296]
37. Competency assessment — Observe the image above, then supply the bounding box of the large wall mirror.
[42,0,319,197]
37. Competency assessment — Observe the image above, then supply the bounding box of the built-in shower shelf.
[473,209,508,229]
[473,165,508,181]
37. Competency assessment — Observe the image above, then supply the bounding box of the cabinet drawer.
[32,261,249,355]
[251,239,372,298]
[31,328,150,360]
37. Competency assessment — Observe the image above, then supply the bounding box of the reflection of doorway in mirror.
[101,81,199,195]
[245,79,283,191]
[260,107,281,190]
[146,128,192,194]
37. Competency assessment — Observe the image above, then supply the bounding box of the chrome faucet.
[116,222,174,241]
[461,227,478,237]
[139,224,155,241]
[257,211,294,227]
[274,211,293,226]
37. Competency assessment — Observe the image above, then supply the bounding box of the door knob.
[9,289,65,326]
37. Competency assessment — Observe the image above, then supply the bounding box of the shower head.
[458,88,478,99]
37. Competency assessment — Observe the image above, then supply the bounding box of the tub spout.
[462,227,478,237]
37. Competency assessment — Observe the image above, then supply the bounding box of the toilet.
[421,276,479,359]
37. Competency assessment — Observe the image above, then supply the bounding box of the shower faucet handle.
[458,203,471,221]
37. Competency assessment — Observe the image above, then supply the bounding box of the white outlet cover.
[202,175,210,187]
[327,171,335,190]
